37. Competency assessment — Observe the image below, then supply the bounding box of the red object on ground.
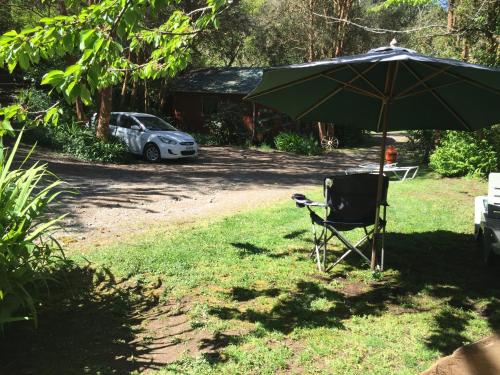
[385,145,397,164]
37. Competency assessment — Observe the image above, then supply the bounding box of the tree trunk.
[332,0,353,58]
[129,79,138,109]
[143,79,149,113]
[307,0,315,62]
[447,0,455,31]
[120,50,133,109]
[120,61,130,108]
[159,78,168,112]
[96,87,112,140]
[75,98,87,122]
[462,39,469,60]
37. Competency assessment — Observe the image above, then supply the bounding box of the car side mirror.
[131,124,141,131]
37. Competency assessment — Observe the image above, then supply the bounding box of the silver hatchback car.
[107,112,198,162]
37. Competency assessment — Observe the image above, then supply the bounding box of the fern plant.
[0,130,66,328]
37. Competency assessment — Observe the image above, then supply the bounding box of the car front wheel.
[144,143,161,163]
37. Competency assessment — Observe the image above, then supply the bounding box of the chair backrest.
[324,173,389,225]
[488,173,500,206]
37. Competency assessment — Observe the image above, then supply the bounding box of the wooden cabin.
[168,67,292,141]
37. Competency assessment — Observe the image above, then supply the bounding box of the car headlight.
[159,136,177,145]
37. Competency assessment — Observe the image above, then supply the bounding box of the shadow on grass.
[283,229,308,239]
[232,242,268,256]
[214,230,500,357]
[0,265,162,375]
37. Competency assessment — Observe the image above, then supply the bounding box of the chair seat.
[309,211,384,231]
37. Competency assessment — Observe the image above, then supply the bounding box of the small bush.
[190,132,220,146]
[274,132,322,156]
[429,131,498,177]
[204,102,246,145]
[0,131,68,327]
[28,122,128,163]
[16,88,52,113]
[405,130,440,163]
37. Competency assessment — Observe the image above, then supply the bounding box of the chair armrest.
[291,193,327,208]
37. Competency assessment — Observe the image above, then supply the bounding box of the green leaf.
[93,38,105,53]
[7,59,17,73]
[64,64,81,77]
[41,70,65,87]
[62,34,74,51]
[79,29,96,50]
[64,80,79,100]
[79,85,92,106]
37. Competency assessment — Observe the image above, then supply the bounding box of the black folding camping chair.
[292,173,389,272]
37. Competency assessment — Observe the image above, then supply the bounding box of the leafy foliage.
[0,0,228,136]
[274,132,322,156]
[0,131,66,327]
[49,122,129,163]
[405,130,440,163]
[429,131,498,177]
[204,102,247,145]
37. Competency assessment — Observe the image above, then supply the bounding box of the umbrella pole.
[370,61,398,271]
[370,120,388,270]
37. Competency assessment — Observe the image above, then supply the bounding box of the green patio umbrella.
[245,45,500,270]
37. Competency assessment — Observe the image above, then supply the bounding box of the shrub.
[16,88,52,113]
[204,102,246,145]
[274,132,322,156]
[405,130,440,163]
[190,132,220,146]
[0,131,67,327]
[27,122,129,163]
[60,123,128,163]
[429,131,498,177]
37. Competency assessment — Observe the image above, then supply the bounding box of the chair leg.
[322,225,327,271]
[333,229,371,263]
[312,224,323,271]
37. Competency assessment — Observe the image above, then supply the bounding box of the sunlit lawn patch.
[85,173,499,374]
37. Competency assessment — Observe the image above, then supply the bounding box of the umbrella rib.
[377,61,399,132]
[244,65,350,100]
[402,62,473,131]
[320,74,383,100]
[394,66,450,99]
[394,80,463,101]
[296,64,380,120]
[416,61,500,96]
[346,65,385,97]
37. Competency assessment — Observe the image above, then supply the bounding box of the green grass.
[81,173,500,374]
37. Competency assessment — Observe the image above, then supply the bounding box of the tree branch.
[109,0,131,37]
[313,12,447,35]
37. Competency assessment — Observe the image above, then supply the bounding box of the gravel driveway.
[29,144,382,247]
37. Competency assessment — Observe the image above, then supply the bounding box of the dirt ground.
[32,142,386,248]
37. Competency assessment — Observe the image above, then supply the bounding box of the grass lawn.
[3,173,499,374]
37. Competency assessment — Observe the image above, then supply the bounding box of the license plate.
[185,146,194,150]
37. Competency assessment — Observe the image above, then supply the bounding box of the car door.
[109,114,119,136]
[127,117,144,154]
[115,114,132,150]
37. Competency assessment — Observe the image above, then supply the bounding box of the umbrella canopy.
[246,45,500,271]
[246,46,500,131]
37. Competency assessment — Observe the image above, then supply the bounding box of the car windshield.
[136,116,177,131]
